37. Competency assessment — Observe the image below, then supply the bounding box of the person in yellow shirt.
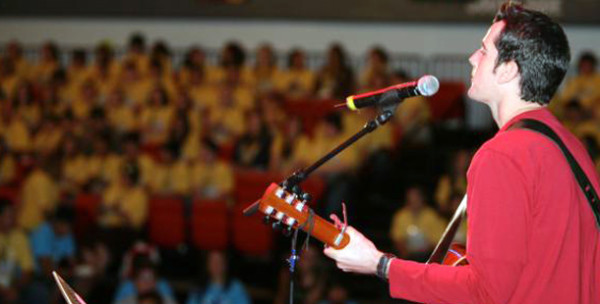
[121,133,155,188]
[32,116,63,156]
[147,144,191,196]
[213,41,254,86]
[140,86,175,146]
[0,57,22,100]
[389,186,446,262]
[253,43,281,96]
[359,46,391,91]
[177,46,221,89]
[5,40,31,80]
[70,79,100,121]
[121,33,150,77]
[86,135,122,189]
[12,82,42,131]
[0,138,16,186]
[88,43,120,99]
[60,136,90,194]
[149,41,173,79]
[314,44,355,100]
[18,157,59,231]
[232,110,273,170]
[119,60,152,107]
[67,49,90,88]
[106,88,140,135]
[208,84,249,146]
[269,116,312,173]
[147,59,178,101]
[557,51,600,114]
[0,199,34,303]
[30,42,60,85]
[99,162,148,230]
[434,149,471,216]
[1,109,32,153]
[188,66,219,111]
[191,139,234,201]
[275,48,316,100]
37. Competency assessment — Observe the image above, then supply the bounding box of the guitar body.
[441,243,468,266]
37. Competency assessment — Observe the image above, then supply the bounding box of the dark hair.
[0,198,12,215]
[493,2,570,105]
[53,205,75,224]
[137,291,163,304]
[71,48,87,65]
[578,51,597,70]
[129,33,146,50]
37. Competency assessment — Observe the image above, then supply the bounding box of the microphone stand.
[280,106,396,304]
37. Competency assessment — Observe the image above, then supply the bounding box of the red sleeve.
[389,148,530,304]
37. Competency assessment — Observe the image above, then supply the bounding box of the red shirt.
[389,108,600,304]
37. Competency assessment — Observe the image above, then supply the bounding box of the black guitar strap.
[509,119,600,229]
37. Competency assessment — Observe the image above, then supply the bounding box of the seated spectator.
[148,144,191,195]
[186,250,250,304]
[71,79,100,120]
[147,59,177,101]
[30,204,76,276]
[389,186,446,262]
[122,33,150,77]
[274,245,327,304]
[88,43,120,99]
[213,41,253,86]
[0,199,34,304]
[30,41,60,84]
[114,256,176,304]
[86,135,123,190]
[140,86,175,146]
[359,46,390,91]
[5,41,31,80]
[190,139,233,201]
[99,162,148,231]
[13,81,42,130]
[434,149,471,216]
[556,51,600,114]
[253,43,281,96]
[276,48,316,100]
[233,110,273,170]
[67,48,90,88]
[269,116,311,172]
[391,70,431,145]
[315,43,355,100]
[150,40,173,79]
[0,56,21,100]
[1,102,31,153]
[120,133,156,188]
[318,278,358,304]
[60,135,89,194]
[106,88,140,135]
[0,137,16,186]
[18,156,59,231]
[32,115,64,156]
[75,239,115,304]
[119,60,152,107]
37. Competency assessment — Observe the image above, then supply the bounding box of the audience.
[0,36,596,304]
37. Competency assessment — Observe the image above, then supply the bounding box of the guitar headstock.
[245,183,350,249]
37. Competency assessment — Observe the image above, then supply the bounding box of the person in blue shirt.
[186,250,251,304]
[113,255,176,304]
[30,204,76,276]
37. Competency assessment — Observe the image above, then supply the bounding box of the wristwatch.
[376,253,396,281]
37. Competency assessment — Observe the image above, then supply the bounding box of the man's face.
[468,21,505,104]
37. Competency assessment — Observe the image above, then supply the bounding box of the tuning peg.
[272,221,282,231]
[301,192,312,202]
[262,215,271,225]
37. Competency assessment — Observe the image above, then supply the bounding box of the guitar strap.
[509,119,600,228]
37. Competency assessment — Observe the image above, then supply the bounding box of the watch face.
[53,271,87,304]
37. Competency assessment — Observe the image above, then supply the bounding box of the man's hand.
[323,214,384,275]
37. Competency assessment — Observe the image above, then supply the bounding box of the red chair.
[231,204,273,257]
[191,199,229,250]
[234,169,283,208]
[147,196,186,249]
[0,186,19,205]
[427,81,466,122]
[74,192,102,240]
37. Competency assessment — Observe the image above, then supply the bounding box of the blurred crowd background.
[0,32,599,304]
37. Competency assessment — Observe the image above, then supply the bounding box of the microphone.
[345,75,439,111]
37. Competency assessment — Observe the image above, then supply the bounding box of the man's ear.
[495,60,520,84]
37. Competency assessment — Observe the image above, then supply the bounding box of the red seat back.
[231,204,273,257]
[191,199,229,250]
[148,196,186,248]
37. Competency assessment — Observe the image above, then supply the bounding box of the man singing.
[324,3,600,304]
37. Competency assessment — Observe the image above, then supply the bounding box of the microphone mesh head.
[417,75,440,96]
